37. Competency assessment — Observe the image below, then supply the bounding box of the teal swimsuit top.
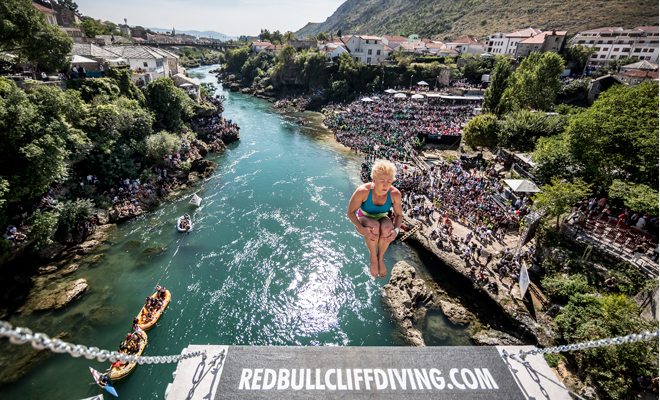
[361,188,392,215]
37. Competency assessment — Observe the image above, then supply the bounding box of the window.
[597,40,603,44]
[578,40,585,44]
[368,49,372,55]
[599,55,606,58]
[588,40,594,44]
[143,62,148,67]
[634,48,641,52]
[607,40,613,44]
[354,57,359,61]
[367,57,372,64]
[613,48,619,52]
[376,50,381,55]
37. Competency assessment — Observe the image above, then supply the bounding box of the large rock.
[383,261,436,346]
[471,328,524,346]
[439,300,472,325]
[19,278,88,313]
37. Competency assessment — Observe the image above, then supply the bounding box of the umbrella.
[384,88,398,94]
[361,97,374,102]
[503,179,541,193]
[70,55,98,64]
[417,80,429,86]
[394,93,407,99]
[411,94,425,100]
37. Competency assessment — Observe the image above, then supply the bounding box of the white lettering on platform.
[237,368,499,392]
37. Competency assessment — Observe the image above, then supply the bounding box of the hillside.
[296,0,659,40]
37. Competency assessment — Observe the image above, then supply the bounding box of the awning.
[107,57,128,66]
[70,55,98,64]
[503,179,541,193]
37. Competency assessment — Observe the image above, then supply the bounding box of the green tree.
[463,113,499,149]
[563,45,594,74]
[483,58,511,116]
[541,274,593,303]
[608,180,658,215]
[224,46,250,74]
[564,82,659,188]
[0,0,72,72]
[501,52,565,112]
[28,210,59,250]
[532,133,580,183]
[54,198,94,242]
[533,178,591,228]
[555,293,658,399]
[498,110,566,151]
[316,32,329,42]
[144,78,195,131]
[79,16,110,38]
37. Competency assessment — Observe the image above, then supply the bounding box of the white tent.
[384,88,398,94]
[503,179,541,193]
[393,93,407,99]
[417,80,429,86]
[361,97,374,102]
[70,55,98,64]
[411,94,425,100]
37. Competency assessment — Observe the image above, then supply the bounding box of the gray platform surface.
[165,345,570,400]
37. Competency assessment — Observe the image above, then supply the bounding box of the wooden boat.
[189,193,202,207]
[176,215,193,232]
[136,289,172,330]
[108,330,147,381]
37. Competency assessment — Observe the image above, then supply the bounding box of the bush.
[544,353,564,368]
[54,199,94,243]
[145,131,181,162]
[542,274,593,303]
[29,210,59,249]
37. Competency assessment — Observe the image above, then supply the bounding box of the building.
[342,35,389,65]
[515,31,567,58]
[445,36,485,55]
[71,43,121,63]
[587,74,624,102]
[381,35,408,51]
[319,42,349,60]
[251,41,272,53]
[287,39,318,51]
[616,60,659,85]
[569,26,659,65]
[487,28,542,55]
[50,2,80,27]
[32,1,58,26]
[104,45,180,84]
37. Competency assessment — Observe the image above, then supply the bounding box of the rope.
[0,320,207,364]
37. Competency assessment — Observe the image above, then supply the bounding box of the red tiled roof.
[506,27,542,38]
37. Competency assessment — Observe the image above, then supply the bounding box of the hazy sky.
[75,0,345,36]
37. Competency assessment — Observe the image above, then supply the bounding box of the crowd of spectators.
[324,97,473,162]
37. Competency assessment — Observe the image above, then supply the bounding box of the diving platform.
[165,345,570,399]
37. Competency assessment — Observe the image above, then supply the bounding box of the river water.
[0,65,471,399]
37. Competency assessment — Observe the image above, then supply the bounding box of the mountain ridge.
[296,0,659,40]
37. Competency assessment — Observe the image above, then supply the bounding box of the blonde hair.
[371,159,396,181]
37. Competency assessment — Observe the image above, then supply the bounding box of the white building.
[343,35,389,65]
[319,42,349,59]
[445,36,485,55]
[104,45,180,84]
[487,28,542,55]
[569,26,659,65]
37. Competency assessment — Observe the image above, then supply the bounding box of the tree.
[501,52,565,112]
[482,58,511,116]
[224,46,250,74]
[532,133,580,183]
[57,0,78,12]
[145,131,181,162]
[79,16,110,38]
[258,29,271,42]
[608,180,658,215]
[563,81,659,188]
[144,78,195,131]
[498,110,566,151]
[0,0,72,72]
[463,113,499,149]
[316,32,329,42]
[533,178,591,228]
[563,45,594,75]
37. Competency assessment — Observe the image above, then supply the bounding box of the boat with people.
[189,193,202,207]
[135,286,172,330]
[88,367,118,397]
[176,214,193,232]
[108,330,148,380]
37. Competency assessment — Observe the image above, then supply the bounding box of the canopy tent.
[393,93,407,99]
[503,179,541,193]
[417,80,429,86]
[360,97,374,102]
[384,88,398,94]
[70,55,98,64]
[411,94,425,100]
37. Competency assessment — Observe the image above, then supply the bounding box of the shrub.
[54,199,94,243]
[29,210,59,249]
[542,274,593,303]
[145,131,181,162]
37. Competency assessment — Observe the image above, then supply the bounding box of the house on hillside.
[445,36,485,55]
[515,30,567,58]
[251,41,271,53]
[71,43,121,63]
[49,1,80,27]
[287,39,318,51]
[342,35,389,65]
[319,42,349,60]
[569,26,659,65]
[32,2,58,25]
[487,28,542,55]
[103,45,180,84]
[381,35,408,51]
[424,41,446,55]
[615,60,659,85]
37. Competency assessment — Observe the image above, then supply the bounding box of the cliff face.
[296,0,659,40]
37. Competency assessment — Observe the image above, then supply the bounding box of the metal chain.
[0,320,205,364]
[511,329,659,360]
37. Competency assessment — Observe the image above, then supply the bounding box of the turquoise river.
[0,65,471,399]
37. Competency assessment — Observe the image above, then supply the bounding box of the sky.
[75,0,345,37]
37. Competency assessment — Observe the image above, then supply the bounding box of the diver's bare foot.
[378,259,387,278]
[369,259,379,278]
